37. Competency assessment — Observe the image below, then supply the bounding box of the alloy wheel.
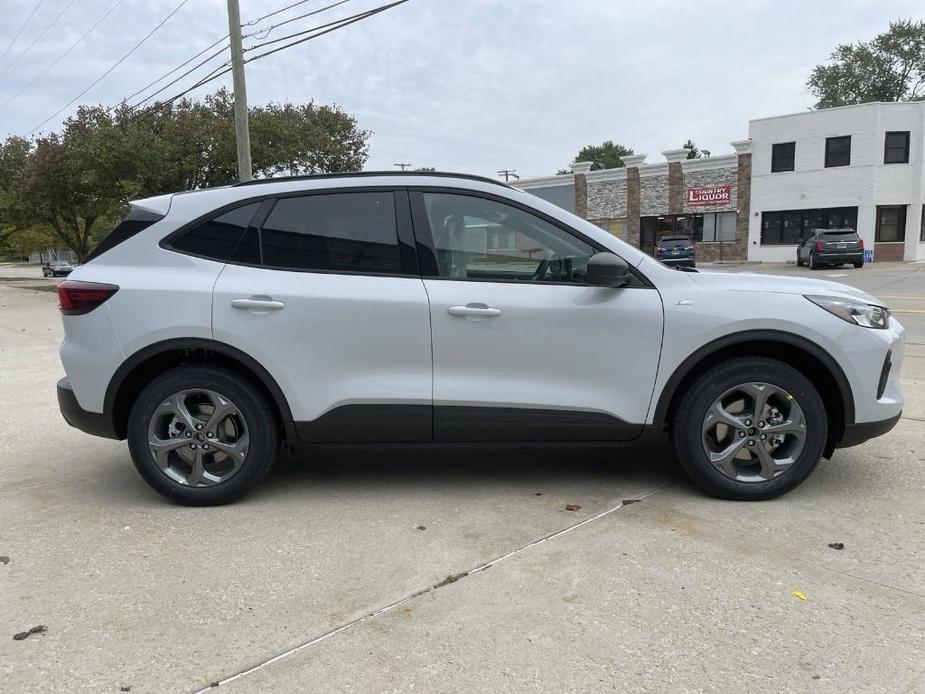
[701,382,806,483]
[146,389,249,487]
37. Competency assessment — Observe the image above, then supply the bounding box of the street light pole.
[226,0,252,181]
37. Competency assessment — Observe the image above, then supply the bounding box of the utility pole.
[393,162,410,171]
[497,169,519,182]
[226,0,252,181]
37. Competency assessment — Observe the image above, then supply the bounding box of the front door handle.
[231,296,285,312]
[447,303,502,318]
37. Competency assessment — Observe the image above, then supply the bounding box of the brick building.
[519,101,925,263]
[520,141,753,262]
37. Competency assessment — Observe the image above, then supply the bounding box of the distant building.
[518,101,925,263]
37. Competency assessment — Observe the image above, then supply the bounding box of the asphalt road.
[0,262,923,693]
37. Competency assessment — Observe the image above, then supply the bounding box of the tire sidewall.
[127,366,278,505]
[672,358,828,500]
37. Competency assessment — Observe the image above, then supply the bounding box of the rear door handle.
[447,303,502,318]
[231,297,285,311]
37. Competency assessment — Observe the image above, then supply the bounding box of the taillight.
[859,239,864,250]
[57,280,119,315]
[655,247,665,252]
[685,245,694,251]
[815,240,825,251]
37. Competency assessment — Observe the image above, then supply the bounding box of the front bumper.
[57,377,119,439]
[838,411,901,448]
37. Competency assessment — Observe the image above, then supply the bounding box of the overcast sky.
[1,0,922,179]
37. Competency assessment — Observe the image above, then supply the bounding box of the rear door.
[211,189,433,442]
[410,190,664,442]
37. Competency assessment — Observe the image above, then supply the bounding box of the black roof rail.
[231,170,513,188]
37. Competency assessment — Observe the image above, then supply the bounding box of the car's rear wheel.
[853,261,864,269]
[127,365,278,505]
[796,253,803,267]
[671,357,827,500]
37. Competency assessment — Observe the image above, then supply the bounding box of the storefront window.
[876,206,906,242]
[761,207,859,245]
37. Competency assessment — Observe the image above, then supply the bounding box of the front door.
[411,190,664,442]
[212,189,433,442]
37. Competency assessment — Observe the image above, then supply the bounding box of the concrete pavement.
[0,263,923,693]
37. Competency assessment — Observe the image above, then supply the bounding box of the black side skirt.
[295,404,641,444]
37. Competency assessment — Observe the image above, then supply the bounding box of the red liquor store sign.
[687,185,731,206]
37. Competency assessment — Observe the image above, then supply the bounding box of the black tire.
[671,357,827,500]
[796,253,803,267]
[853,261,864,269]
[809,253,819,270]
[127,365,279,505]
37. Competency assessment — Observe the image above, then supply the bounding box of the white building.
[748,101,925,263]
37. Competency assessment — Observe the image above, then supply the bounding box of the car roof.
[231,171,513,190]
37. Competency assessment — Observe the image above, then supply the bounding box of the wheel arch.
[654,330,854,457]
[105,338,293,440]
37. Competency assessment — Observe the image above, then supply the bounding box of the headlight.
[805,295,890,329]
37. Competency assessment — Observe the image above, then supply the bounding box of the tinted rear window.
[84,206,164,263]
[821,230,858,239]
[171,203,261,261]
[261,192,399,273]
[659,238,691,248]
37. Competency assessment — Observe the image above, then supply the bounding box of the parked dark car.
[42,260,74,277]
[797,229,864,270]
[655,235,695,268]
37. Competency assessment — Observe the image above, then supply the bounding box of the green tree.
[2,89,371,261]
[683,139,710,159]
[558,140,634,174]
[807,19,925,108]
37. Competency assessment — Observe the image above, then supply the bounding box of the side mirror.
[587,252,631,288]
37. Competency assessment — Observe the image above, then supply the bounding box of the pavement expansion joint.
[193,481,675,692]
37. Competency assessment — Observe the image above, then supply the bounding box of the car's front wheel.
[127,365,279,505]
[671,357,827,500]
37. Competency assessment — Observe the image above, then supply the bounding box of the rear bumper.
[837,411,901,448]
[658,257,695,266]
[57,377,120,439]
[815,251,863,264]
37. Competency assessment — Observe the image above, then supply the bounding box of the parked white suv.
[56,173,904,505]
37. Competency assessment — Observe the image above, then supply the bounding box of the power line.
[243,0,354,40]
[130,0,410,124]
[0,0,45,66]
[245,0,408,56]
[0,0,76,80]
[244,0,316,27]
[1,0,127,109]
[25,0,192,136]
[125,43,228,112]
[121,34,228,107]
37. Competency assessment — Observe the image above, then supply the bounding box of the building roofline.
[749,100,925,124]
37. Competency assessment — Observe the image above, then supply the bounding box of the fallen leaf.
[565,504,581,512]
[791,590,808,601]
[13,625,46,641]
[622,499,639,505]
[415,525,426,531]
[0,556,9,565]
[827,542,845,550]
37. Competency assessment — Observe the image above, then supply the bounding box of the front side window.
[884,131,910,164]
[261,192,399,273]
[771,142,795,172]
[876,205,906,242]
[171,202,261,261]
[421,192,594,283]
[825,136,851,167]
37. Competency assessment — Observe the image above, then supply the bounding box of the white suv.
[56,173,904,505]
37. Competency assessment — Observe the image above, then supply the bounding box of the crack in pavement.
[192,480,677,693]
